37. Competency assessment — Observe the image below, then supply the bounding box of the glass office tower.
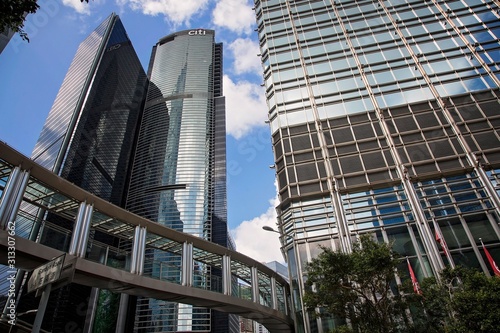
[32,13,147,205]
[254,1,500,332]
[126,29,236,332]
[13,13,148,331]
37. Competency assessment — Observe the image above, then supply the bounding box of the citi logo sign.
[188,29,206,36]
[107,44,121,51]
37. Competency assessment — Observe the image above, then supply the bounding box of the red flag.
[407,258,422,294]
[435,229,449,256]
[480,239,500,277]
[434,224,455,268]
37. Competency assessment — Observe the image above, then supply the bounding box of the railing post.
[0,166,30,229]
[182,242,193,287]
[251,267,259,303]
[222,255,232,295]
[68,202,93,257]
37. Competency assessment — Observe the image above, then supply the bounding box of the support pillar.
[115,294,129,333]
[251,267,259,303]
[68,202,93,257]
[222,255,232,295]
[131,226,146,275]
[181,242,193,287]
[0,166,30,229]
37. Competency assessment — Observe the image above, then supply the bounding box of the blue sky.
[0,0,283,263]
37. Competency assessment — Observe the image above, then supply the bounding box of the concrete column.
[251,267,259,303]
[181,242,193,287]
[222,255,232,295]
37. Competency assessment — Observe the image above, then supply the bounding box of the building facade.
[0,28,15,54]
[124,29,236,332]
[254,0,500,332]
[31,13,147,200]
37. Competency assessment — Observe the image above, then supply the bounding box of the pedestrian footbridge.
[0,142,294,332]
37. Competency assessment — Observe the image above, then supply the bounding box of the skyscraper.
[12,13,148,331]
[0,28,15,54]
[254,1,500,332]
[31,13,147,204]
[123,29,235,332]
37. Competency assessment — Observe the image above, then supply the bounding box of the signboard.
[28,254,65,293]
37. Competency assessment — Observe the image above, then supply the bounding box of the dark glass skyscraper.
[125,29,235,333]
[14,13,148,331]
[32,13,147,206]
[255,1,500,332]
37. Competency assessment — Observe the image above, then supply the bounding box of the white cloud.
[224,75,267,139]
[212,0,255,35]
[123,0,209,26]
[62,0,91,15]
[228,38,262,76]
[231,195,284,264]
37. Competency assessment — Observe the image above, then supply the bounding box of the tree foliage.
[0,0,39,41]
[415,267,500,333]
[303,235,500,333]
[303,235,408,333]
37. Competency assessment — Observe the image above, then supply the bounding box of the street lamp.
[262,225,279,233]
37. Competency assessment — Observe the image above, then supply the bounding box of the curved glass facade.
[255,1,500,332]
[126,30,230,332]
[127,30,218,238]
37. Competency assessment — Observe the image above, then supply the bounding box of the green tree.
[303,235,500,333]
[303,235,409,333]
[389,266,500,333]
[0,0,39,41]
[425,267,500,333]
